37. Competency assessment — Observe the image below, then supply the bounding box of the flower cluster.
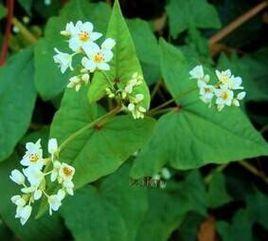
[190,65,246,111]
[10,138,75,225]
[53,21,116,92]
[105,72,146,119]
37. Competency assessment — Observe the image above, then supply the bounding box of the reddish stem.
[0,0,15,66]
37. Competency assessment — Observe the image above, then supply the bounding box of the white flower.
[20,139,43,169]
[60,22,77,36]
[50,161,61,182]
[233,91,246,107]
[101,38,116,50]
[11,195,26,207]
[53,48,73,74]
[189,65,204,79]
[81,38,115,72]
[127,104,146,119]
[122,73,143,99]
[10,169,25,185]
[67,76,82,91]
[199,84,215,104]
[215,88,234,111]
[67,21,102,52]
[58,163,75,183]
[16,205,32,225]
[81,73,90,84]
[48,138,58,156]
[62,180,74,196]
[48,189,65,215]
[22,166,44,187]
[161,167,171,180]
[229,76,244,90]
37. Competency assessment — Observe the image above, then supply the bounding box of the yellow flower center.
[94,53,104,63]
[79,31,89,42]
[220,75,229,84]
[63,166,73,177]
[221,91,229,100]
[29,153,39,163]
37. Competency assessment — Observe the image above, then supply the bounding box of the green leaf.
[0,4,7,19]
[88,0,150,110]
[34,0,111,100]
[0,154,65,241]
[246,190,268,229]
[217,209,253,241]
[166,0,221,38]
[130,40,268,178]
[17,0,33,15]
[207,172,232,208]
[50,87,155,189]
[61,164,148,241]
[0,49,36,162]
[128,19,161,85]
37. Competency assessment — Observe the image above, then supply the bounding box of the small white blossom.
[215,88,234,111]
[82,39,115,72]
[127,104,146,119]
[22,166,44,188]
[11,195,26,207]
[48,189,65,215]
[199,84,215,104]
[62,180,74,196]
[67,21,102,52]
[67,76,82,92]
[48,138,58,156]
[16,205,32,225]
[53,48,73,74]
[58,163,75,183]
[10,170,25,185]
[189,65,204,79]
[161,167,171,180]
[51,161,61,182]
[233,91,246,107]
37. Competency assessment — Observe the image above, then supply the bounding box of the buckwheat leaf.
[128,18,161,85]
[88,0,150,110]
[0,48,36,162]
[217,209,253,241]
[207,172,232,208]
[130,40,268,178]
[34,0,111,100]
[61,164,148,241]
[0,4,6,19]
[0,154,65,241]
[48,87,155,190]
[166,0,221,38]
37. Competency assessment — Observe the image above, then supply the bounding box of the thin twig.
[239,160,268,184]
[12,17,37,44]
[0,0,15,66]
[209,1,268,46]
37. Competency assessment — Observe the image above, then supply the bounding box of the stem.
[204,164,228,184]
[151,80,162,100]
[209,1,268,45]
[12,17,37,44]
[149,87,197,114]
[239,161,268,184]
[58,106,122,153]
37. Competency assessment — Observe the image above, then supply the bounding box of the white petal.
[10,169,25,185]
[34,189,42,200]
[48,138,58,155]
[19,205,32,225]
[97,62,110,71]
[69,37,81,52]
[82,57,96,72]
[103,50,113,62]
[189,65,204,79]
[237,91,246,100]
[82,21,93,32]
[101,38,116,49]
[91,32,102,41]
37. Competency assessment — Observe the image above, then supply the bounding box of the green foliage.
[166,0,221,38]
[50,88,155,189]
[131,40,268,178]
[61,164,147,241]
[128,19,161,85]
[34,0,111,100]
[0,0,268,240]
[0,49,36,162]
[0,4,6,19]
[88,0,150,110]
